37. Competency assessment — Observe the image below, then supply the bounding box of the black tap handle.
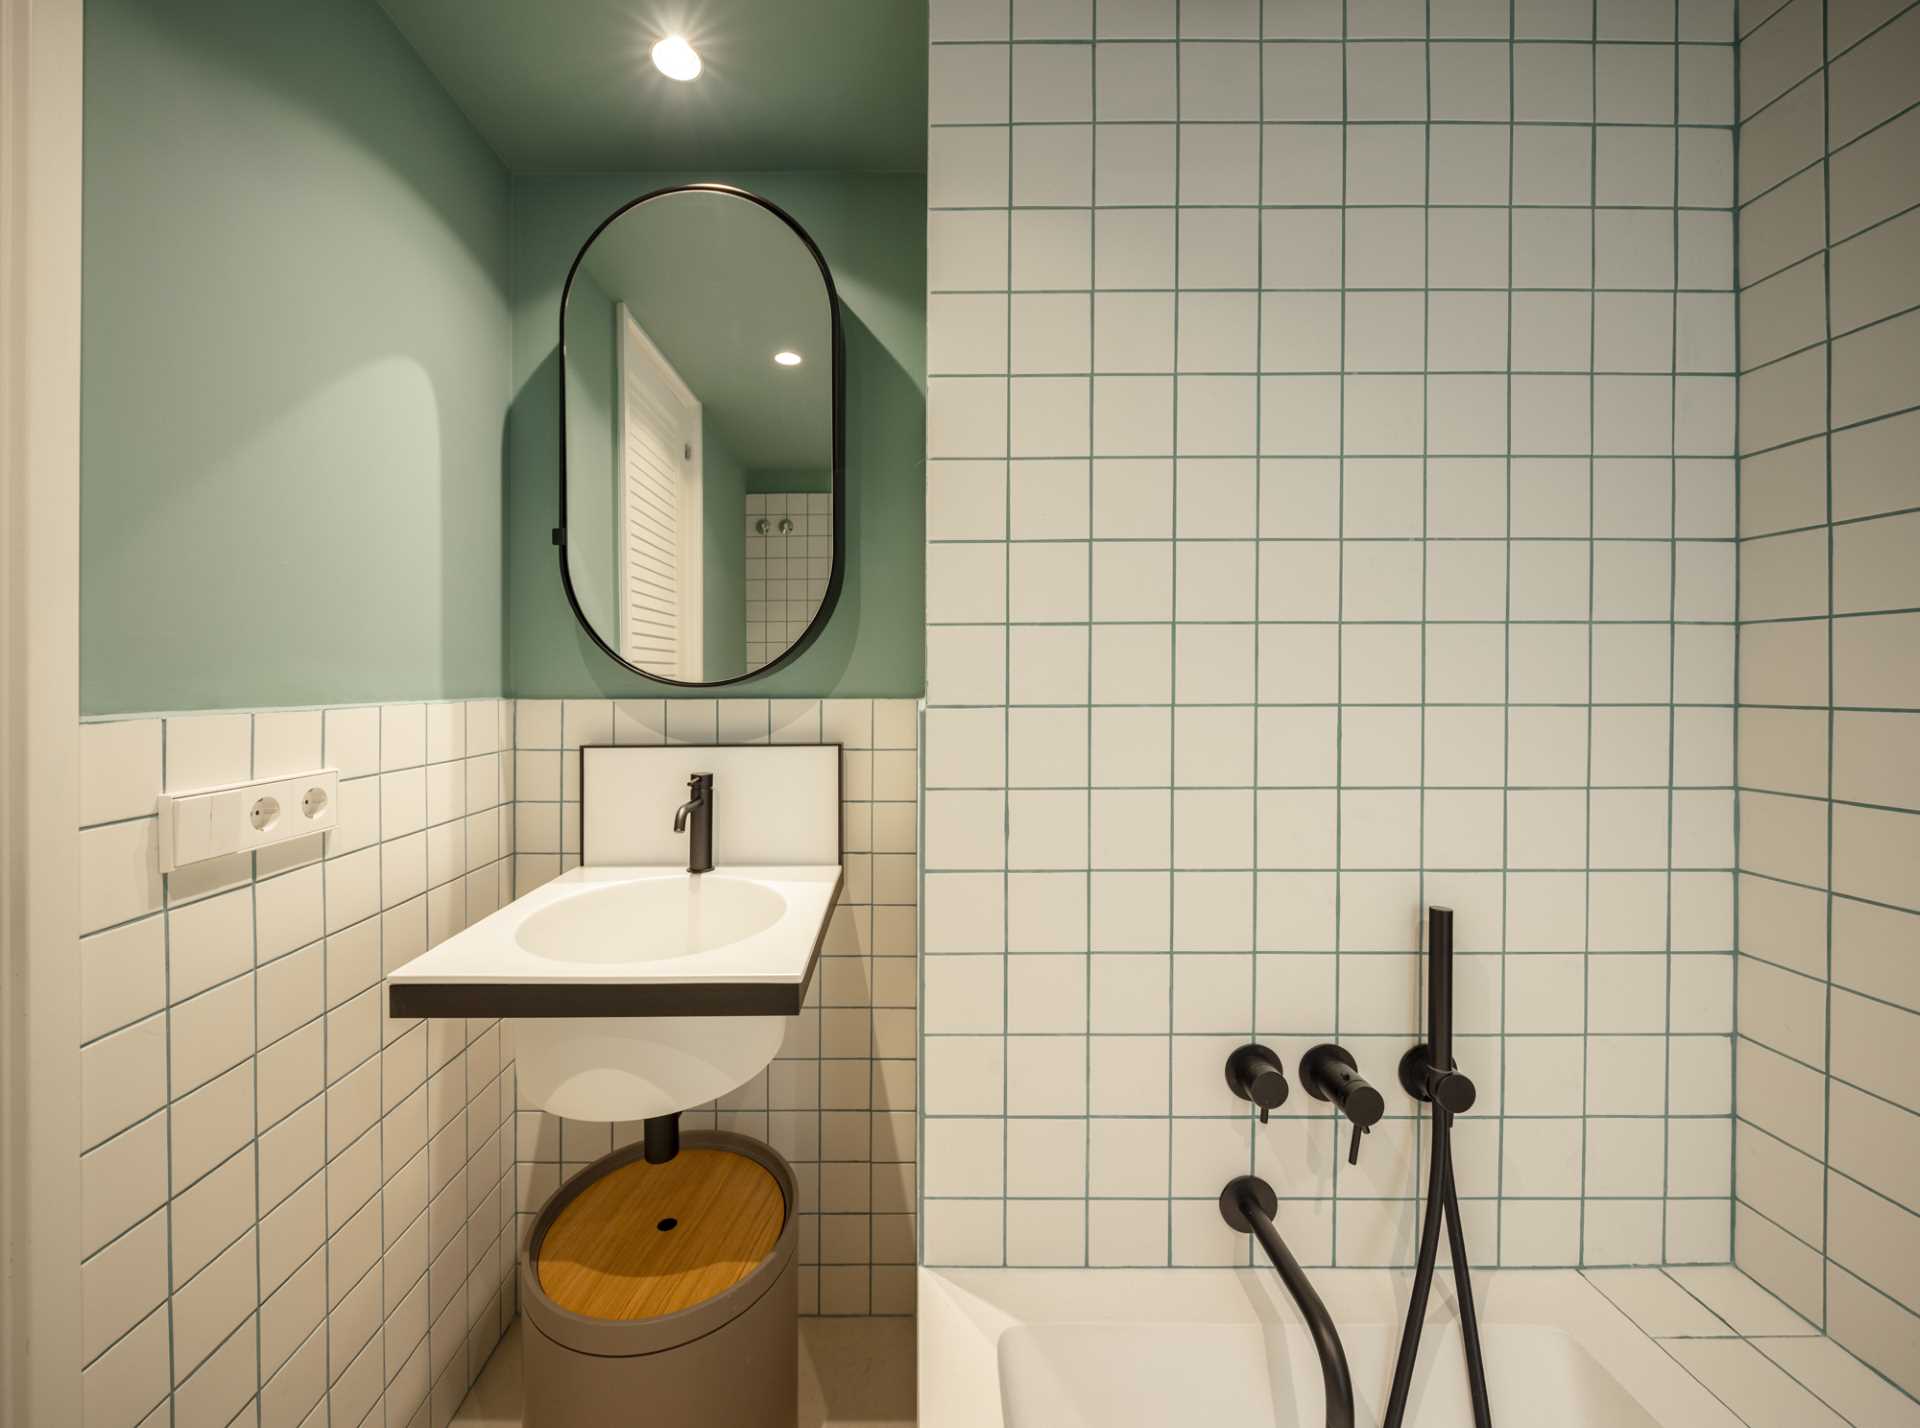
[1302,1044,1385,1126]
[1226,1044,1289,1124]
[1348,1122,1369,1166]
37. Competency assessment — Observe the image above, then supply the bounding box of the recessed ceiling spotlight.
[651,35,701,81]
[773,351,802,367]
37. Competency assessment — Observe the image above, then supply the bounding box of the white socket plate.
[157,768,339,872]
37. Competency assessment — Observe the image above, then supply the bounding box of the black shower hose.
[1382,1101,1494,1428]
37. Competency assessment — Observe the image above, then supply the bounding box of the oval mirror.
[559,185,843,685]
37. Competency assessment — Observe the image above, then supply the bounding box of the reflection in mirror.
[561,186,839,685]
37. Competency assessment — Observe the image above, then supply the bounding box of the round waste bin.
[521,1130,798,1428]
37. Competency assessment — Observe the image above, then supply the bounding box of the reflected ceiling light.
[651,35,702,81]
[773,350,803,367]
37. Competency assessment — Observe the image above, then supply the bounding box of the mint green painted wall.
[508,172,926,698]
[81,0,510,714]
[562,265,618,635]
[701,430,748,682]
[747,468,832,494]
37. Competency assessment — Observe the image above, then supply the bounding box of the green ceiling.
[373,0,927,174]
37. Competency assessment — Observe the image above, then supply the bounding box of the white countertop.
[385,863,843,990]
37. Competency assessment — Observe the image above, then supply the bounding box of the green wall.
[562,264,618,635]
[701,430,748,682]
[508,172,926,698]
[80,3,923,710]
[81,0,510,714]
[748,468,832,494]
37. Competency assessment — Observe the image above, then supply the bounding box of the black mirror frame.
[555,183,847,688]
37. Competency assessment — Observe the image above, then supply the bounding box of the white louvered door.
[616,305,702,679]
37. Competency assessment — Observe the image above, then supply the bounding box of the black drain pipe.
[1385,906,1493,1428]
[1221,1175,1354,1428]
[642,1112,680,1164]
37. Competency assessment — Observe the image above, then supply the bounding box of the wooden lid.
[536,1148,786,1321]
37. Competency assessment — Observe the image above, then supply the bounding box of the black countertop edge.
[387,869,840,1020]
[387,976,812,1019]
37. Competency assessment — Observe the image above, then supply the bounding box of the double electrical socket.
[157,768,340,872]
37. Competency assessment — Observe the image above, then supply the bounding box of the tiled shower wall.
[745,492,834,668]
[1731,0,1920,1394]
[923,0,1739,1270]
[77,701,518,1428]
[508,696,920,1316]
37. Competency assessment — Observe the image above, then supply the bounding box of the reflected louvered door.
[617,306,701,678]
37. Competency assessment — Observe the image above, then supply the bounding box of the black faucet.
[1222,1175,1355,1428]
[673,773,713,874]
[1301,1044,1385,1165]
[1225,1043,1289,1123]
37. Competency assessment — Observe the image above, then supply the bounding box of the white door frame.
[615,303,704,681]
[0,0,85,1421]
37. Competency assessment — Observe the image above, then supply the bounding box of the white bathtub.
[918,1268,1745,1428]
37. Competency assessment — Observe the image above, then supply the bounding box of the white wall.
[922,0,1739,1271]
[77,702,517,1428]
[1731,0,1920,1395]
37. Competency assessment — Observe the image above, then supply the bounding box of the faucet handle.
[1346,1122,1369,1166]
[1226,1043,1289,1124]
[1302,1044,1385,1165]
[1302,1044,1385,1121]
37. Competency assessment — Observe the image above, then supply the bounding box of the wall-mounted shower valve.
[1398,1044,1477,1116]
[1225,1043,1289,1123]
[1301,1043,1386,1165]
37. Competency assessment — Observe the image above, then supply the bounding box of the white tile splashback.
[78,700,517,1428]
[579,743,842,866]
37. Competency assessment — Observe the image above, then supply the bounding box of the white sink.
[385,863,842,1122]
[517,875,789,964]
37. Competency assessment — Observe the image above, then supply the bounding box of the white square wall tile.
[931,43,1010,124]
[167,887,254,1003]
[81,1209,168,1360]
[163,713,251,792]
[81,1110,168,1257]
[82,1014,166,1149]
[80,818,162,935]
[80,915,165,1044]
[81,1304,170,1428]
[81,719,162,826]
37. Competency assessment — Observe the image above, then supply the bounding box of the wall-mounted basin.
[516,874,788,965]
[386,862,842,1121]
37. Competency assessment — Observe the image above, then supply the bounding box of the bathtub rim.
[916,1266,1746,1428]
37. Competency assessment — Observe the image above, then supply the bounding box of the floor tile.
[453,1317,919,1427]
[453,1323,523,1428]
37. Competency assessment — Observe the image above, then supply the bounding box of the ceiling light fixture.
[651,35,702,81]
[773,351,802,367]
